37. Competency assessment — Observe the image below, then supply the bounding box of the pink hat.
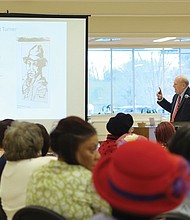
[93,140,190,216]
[116,133,147,147]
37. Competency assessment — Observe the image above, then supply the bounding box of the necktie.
[171,95,181,122]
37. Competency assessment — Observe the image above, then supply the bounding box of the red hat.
[93,140,190,216]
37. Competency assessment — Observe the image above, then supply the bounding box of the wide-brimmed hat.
[23,45,47,67]
[106,113,133,137]
[116,133,147,147]
[93,140,190,216]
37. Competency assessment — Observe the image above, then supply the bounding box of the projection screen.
[0,13,88,131]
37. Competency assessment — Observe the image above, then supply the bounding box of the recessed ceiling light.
[95,38,121,42]
[174,38,190,42]
[153,37,176,43]
[95,38,111,42]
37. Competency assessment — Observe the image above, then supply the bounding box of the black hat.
[106,113,134,137]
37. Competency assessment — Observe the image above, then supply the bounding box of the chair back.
[0,198,7,220]
[13,205,66,220]
[156,212,190,220]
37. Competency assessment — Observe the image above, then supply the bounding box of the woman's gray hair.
[3,121,43,161]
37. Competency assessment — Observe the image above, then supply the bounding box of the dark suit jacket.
[157,87,190,122]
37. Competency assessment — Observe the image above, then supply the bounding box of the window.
[88,48,190,117]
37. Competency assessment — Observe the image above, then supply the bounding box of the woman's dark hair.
[168,125,190,161]
[50,116,97,164]
[0,119,14,147]
[36,123,50,156]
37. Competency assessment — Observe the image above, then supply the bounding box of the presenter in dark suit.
[157,75,190,122]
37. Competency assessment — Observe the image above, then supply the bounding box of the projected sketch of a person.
[22,44,48,101]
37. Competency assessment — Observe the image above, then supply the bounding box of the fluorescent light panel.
[153,37,176,43]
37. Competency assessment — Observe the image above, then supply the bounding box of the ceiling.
[2,0,190,48]
[3,0,190,2]
[88,37,190,48]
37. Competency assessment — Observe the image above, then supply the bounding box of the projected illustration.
[22,44,48,102]
[0,17,70,120]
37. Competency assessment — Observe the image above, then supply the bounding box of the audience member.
[36,123,50,156]
[92,139,190,220]
[154,121,176,149]
[98,113,134,157]
[164,125,190,218]
[0,121,56,220]
[0,119,14,220]
[0,119,14,179]
[26,116,110,220]
[168,125,190,160]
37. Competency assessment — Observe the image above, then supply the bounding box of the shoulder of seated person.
[34,156,57,162]
[42,155,57,160]
[91,213,115,220]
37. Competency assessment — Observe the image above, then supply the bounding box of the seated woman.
[0,119,14,180]
[92,139,190,220]
[26,116,110,220]
[154,121,176,149]
[99,113,134,157]
[0,121,56,220]
[163,125,190,219]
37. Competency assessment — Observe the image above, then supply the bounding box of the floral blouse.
[26,160,110,220]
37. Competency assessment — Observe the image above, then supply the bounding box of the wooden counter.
[133,126,156,141]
